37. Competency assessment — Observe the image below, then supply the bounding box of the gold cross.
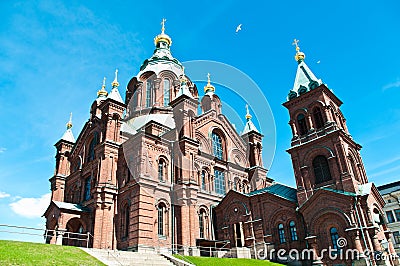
[161,18,166,34]
[207,73,211,84]
[292,38,300,51]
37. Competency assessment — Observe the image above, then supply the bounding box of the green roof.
[247,183,297,203]
[320,187,357,197]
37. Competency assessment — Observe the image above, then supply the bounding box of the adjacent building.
[378,181,400,254]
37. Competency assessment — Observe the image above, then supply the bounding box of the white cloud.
[383,81,400,91]
[9,193,51,219]
[0,147,6,153]
[0,191,10,199]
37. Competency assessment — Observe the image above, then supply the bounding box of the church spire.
[97,77,108,98]
[242,104,259,135]
[108,69,124,103]
[176,66,192,98]
[111,69,119,88]
[204,73,216,94]
[61,113,75,143]
[154,18,172,47]
[287,39,322,101]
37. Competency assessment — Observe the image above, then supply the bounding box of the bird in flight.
[317,60,321,64]
[236,24,242,33]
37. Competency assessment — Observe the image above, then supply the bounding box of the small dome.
[204,73,215,93]
[295,51,305,62]
[154,33,172,47]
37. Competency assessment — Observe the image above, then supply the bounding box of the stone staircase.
[80,248,176,266]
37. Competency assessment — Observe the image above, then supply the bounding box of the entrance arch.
[62,218,87,247]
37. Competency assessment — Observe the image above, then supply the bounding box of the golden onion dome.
[66,112,73,129]
[97,77,108,97]
[154,18,172,47]
[204,73,215,93]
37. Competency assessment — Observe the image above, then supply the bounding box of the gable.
[194,111,247,166]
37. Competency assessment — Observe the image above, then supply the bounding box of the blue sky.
[0,0,399,242]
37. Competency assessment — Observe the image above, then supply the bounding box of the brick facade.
[44,27,398,265]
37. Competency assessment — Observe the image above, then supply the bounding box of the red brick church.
[44,22,398,265]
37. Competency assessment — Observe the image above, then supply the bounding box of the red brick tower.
[283,40,397,265]
[50,113,75,202]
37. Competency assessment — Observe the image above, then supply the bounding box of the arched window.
[157,203,166,236]
[199,210,206,239]
[278,223,286,244]
[313,107,324,129]
[158,158,166,181]
[201,170,207,191]
[214,169,225,195]
[234,178,238,191]
[146,79,152,107]
[297,114,308,135]
[330,227,340,250]
[163,79,170,107]
[73,158,81,172]
[84,176,92,201]
[212,132,223,160]
[87,132,99,162]
[349,158,359,181]
[313,155,332,184]
[289,221,298,241]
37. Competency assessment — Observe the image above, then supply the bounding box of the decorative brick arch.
[224,200,249,224]
[308,207,352,235]
[229,148,247,167]
[291,107,309,121]
[158,70,179,81]
[196,204,210,216]
[155,198,170,210]
[196,132,212,154]
[301,145,335,167]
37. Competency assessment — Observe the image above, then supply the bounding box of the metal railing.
[0,224,92,248]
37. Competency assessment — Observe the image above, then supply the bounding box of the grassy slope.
[0,240,105,266]
[176,255,284,266]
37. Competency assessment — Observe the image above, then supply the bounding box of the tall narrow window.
[146,79,152,107]
[394,209,400,222]
[84,176,92,201]
[387,211,395,223]
[87,132,99,162]
[201,170,206,191]
[132,90,138,110]
[349,158,359,181]
[297,114,308,135]
[289,221,298,241]
[393,232,400,244]
[330,227,340,250]
[123,205,130,238]
[278,223,286,244]
[235,223,243,247]
[212,132,223,160]
[313,155,332,184]
[158,159,165,181]
[313,107,324,129]
[163,79,170,107]
[199,211,205,238]
[214,169,225,195]
[158,203,165,236]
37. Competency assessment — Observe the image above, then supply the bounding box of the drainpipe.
[170,140,175,253]
[354,195,372,265]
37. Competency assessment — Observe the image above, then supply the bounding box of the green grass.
[174,255,284,266]
[0,240,105,266]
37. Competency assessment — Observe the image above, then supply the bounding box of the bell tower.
[283,40,369,206]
